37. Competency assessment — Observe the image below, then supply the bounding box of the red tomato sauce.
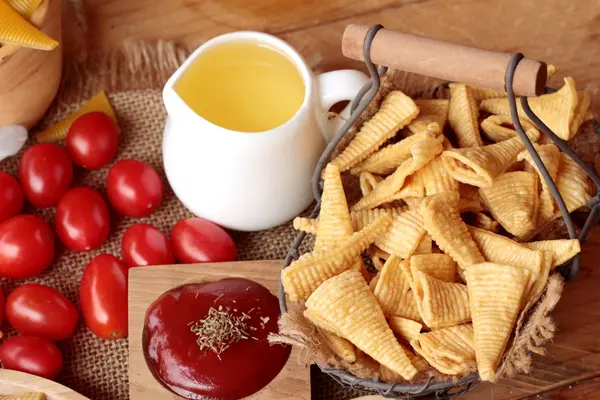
[143,278,290,400]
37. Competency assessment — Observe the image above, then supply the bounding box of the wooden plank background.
[81,0,600,398]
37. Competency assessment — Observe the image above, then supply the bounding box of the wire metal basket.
[279,24,600,399]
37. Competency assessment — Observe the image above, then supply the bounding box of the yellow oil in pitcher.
[174,40,306,133]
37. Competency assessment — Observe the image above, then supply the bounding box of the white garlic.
[0,125,28,162]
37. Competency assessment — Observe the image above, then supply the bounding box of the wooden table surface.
[82,0,600,398]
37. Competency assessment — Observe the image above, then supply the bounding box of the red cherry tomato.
[55,187,110,252]
[80,254,128,340]
[171,218,237,263]
[0,215,54,279]
[0,172,24,223]
[6,284,79,341]
[121,223,174,267]
[0,336,63,380]
[66,112,119,170]
[18,144,73,207]
[106,160,163,218]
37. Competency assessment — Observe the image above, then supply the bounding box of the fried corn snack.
[467,226,544,303]
[555,153,592,213]
[410,254,458,283]
[353,136,444,210]
[305,270,418,380]
[441,129,539,187]
[480,77,579,141]
[0,1,58,50]
[372,256,412,316]
[412,270,471,328]
[571,91,592,135]
[381,344,430,381]
[469,85,507,103]
[414,233,433,254]
[547,64,559,78]
[463,263,530,381]
[8,0,44,18]
[359,172,383,196]
[293,217,318,234]
[296,207,408,235]
[480,114,539,142]
[406,99,449,135]
[472,213,499,232]
[448,83,483,148]
[320,329,357,363]
[399,151,460,198]
[282,214,392,302]
[0,394,45,400]
[373,209,427,259]
[479,171,540,237]
[36,92,118,143]
[328,91,419,173]
[410,324,476,375]
[523,239,581,269]
[527,250,553,304]
[351,131,437,176]
[421,192,485,269]
[315,164,354,250]
[517,144,561,225]
[389,316,423,343]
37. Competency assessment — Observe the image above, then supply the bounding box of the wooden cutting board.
[128,260,310,400]
[0,370,89,399]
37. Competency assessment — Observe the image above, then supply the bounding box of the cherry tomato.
[66,112,119,169]
[171,218,237,263]
[0,215,54,279]
[0,336,63,380]
[55,187,110,252]
[80,254,128,340]
[0,172,24,223]
[106,160,163,218]
[18,144,73,207]
[6,284,78,341]
[121,223,174,267]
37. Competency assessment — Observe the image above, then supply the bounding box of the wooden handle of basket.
[342,24,547,97]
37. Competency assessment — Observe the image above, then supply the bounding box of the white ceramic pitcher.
[162,31,368,231]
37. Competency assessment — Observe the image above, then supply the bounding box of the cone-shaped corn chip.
[328,91,419,173]
[555,153,592,213]
[526,250,553,304]
[547,64,558,78]
[421,192,485,269]
[441,129,539,188]
[353,136,444,210]
[304,308,342,336]
[293,217,318,234]
[389,316,422,343]
[319,329,357,363]
[406,99,449,135]
[0,1,58,50]
[523,239,581,269]
[480,114,539,143]
[305,270,418,380]
[467,226,543,303]
[410,254,458,283]
[448,84,483,148]
[315,164,354,251]
[359,171,383,196]
[469,85,507,103]
[479,171,539,237]
[8,0,44,18]
[517,144,561,225]
[403,196,423,210]
[373,209,427,258]
[395,152,460,199]
[480,77,578,141]
[414,233,433,254]
[381,347,429,380]
[36,92,118,143]
[472,213,499,232]
[282,214,392,302]
[372,256,412,316]
[411,324,476,375]
[351,131,437,175]
[412,270,471,328]
[463,263,529,381]
[571,92,591,135]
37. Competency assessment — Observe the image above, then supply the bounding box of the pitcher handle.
[316,69,369,142]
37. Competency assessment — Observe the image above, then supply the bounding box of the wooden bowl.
[0,369,89,399]
[0,0,62,129]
